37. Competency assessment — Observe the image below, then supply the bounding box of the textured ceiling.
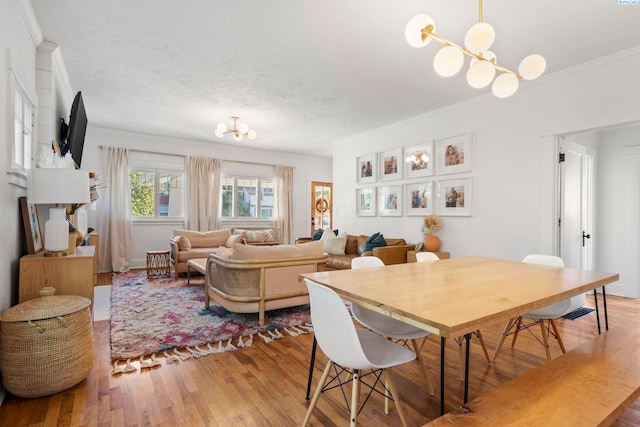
[29,0,640,158]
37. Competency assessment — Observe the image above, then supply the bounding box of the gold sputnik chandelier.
[405,0,546,98]
[215,116,257,141]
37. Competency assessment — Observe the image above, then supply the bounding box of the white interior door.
[559,139,595,310]
[559,139,594,271]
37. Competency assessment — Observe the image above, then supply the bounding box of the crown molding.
[542,45,640,82]
[16,0,43,47]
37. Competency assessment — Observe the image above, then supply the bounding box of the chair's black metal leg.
[440,336,446,416]
[463,332,471,405]
[593,289,601,335]
[602,286,609,331]
[305,336,317,400]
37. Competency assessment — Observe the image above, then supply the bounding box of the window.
[12,81,33,170]
[221,176,274,219]
[130,169,184,219]
[261,180,274,217]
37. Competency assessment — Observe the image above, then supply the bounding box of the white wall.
[0,0,41,405]
[81,127,332,269]
[595,126,640,297]
[1,0,39,311]
[330,48,640,297]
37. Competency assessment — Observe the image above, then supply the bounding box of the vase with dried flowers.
[421,214,442,252]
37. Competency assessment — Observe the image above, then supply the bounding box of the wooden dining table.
[300,256,619,415]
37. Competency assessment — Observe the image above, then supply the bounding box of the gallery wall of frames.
[356,132,473,217]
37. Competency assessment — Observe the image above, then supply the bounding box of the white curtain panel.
[97,146,132,272]
[274,165,294,244]
[186,156,221,231]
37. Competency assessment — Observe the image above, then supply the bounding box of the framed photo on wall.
[437,178,472,216]
[357,153,377,184]
[20,196,43,254]
[356,187,376,216]
[405,181,433,216]
[379,148,403,181]
[404,141,434,178]
[436,133,472,175]
[378,185,402,216]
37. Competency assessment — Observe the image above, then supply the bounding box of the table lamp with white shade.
[27,168,90,257]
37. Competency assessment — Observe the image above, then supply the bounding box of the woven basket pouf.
[0,287,94,398]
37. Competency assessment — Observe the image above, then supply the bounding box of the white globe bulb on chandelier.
[215,116,257,141]
[405,0,545,99]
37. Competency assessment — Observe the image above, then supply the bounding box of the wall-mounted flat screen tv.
[68,91,87,168]
[59,91,88,169]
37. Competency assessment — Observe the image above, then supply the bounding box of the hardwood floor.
[1,287,638,426]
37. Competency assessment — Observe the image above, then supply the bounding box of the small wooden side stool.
[146,250,171,277]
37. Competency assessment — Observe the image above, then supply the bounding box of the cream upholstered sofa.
[205,240,327,326]
[170,229,244,278]
[170,227,280,278]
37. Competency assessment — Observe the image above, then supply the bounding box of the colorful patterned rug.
[110,271,311,372]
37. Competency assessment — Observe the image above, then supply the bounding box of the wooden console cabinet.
[88,232,99,285]
[19,246,96,307]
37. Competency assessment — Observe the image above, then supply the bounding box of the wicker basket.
[0,287,95,398]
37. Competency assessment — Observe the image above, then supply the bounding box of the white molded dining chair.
[350,256,435,396]
[302,278,415,427]
[415,251,440,262]
[414,253,492,379]
[492,254,584,361]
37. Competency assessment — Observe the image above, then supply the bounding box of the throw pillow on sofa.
[233,228,276,244]
[364,232,387,252]
[216,246,234,259]
[323,231,347,255]
[224,234,245,248]
[176,235,191,251]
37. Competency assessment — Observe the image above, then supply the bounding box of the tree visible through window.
[130,170,154,217]
[221,176,273,218]
[237,177,256,217]
[130,169,184,218]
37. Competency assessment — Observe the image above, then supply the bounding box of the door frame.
[310,181,332,235]
[545,118,640,298]
[557,137,595,270]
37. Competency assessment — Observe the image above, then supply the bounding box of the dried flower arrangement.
[422,214,442,236]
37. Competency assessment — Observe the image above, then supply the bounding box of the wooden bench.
[425,327,640,426]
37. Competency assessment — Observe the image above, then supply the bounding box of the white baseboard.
[131,258,146,270]
[105,259,159,271]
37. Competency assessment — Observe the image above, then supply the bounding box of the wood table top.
[300,256,619,338]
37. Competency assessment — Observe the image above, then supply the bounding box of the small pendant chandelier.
[215,116,257,141]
